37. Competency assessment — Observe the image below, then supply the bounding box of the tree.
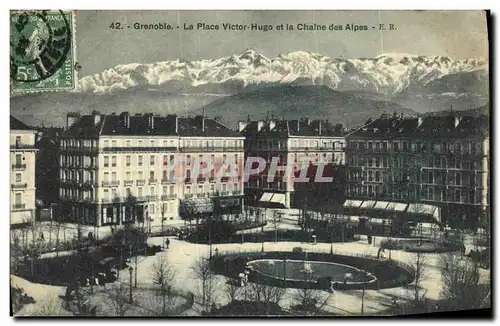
[271,211,281,242]
[409,252,428,304]
[26,294,69,316]
[190,257,216,311]
[150,255,176,315]
[439,253,487,310]
[291,270,331,315]
[103,281,132,316]
[247,283,286,315]
[224,279,242,305]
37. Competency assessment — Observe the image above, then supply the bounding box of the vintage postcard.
[9,10,490,317]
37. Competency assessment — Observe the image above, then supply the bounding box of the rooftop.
[240,118,344,138]
[10,115,32,131]
[62,112,242,138]
[347,113,489,139]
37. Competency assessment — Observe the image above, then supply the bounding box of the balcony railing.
[161,178,175,184]
[148,179,157,185]
[136,179,146,186]
[179,146,243,153]
[11,183,27,189]
[161,194,177,200]
[102,146,178,153]
[124,180,134,186]
[185,193,194,199]
[12,204,26,210]
[11,164,26,170]
[220,191,230,196]
[146,195,158,201]
[197,177,206,183]
[102,181,120,187]
[232,190,241,195]
[11,144,35,150]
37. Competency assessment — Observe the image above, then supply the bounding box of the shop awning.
[343,199,363,208]
[373,201,390,210]
[406,203,440,223]
[360,200,376,209]
[180,198,214,214]
[386,202,408,212]
[259,192,286,207]
[259,192,273,202]
[369,218,392,225]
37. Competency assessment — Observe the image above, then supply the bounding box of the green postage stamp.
[10,10,76,93]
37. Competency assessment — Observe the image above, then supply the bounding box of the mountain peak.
[77,51,487,95]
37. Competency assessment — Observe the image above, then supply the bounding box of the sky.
[76,10,489,76]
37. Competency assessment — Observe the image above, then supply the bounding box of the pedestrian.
[40,232,45,242]
[166,238,170,249]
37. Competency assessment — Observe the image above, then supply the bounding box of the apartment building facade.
[10,116,37,225]
[240,118,346,209]
[345,113,490,227]
[59,111,245,227]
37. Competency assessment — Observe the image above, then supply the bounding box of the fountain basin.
[247,259,377,284]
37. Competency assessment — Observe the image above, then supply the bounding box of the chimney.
[238,121,248,132]
[318,120,322,135]
[91,110,101,126]
[454,115,461,128]
[66,112,80,128]
[146,113,155,130]
[417,115,423,127]
[195,115,205,131]
[306,118,311,126]
[175,115,179,133]
[297,120,300,132]
[269,120,276,131]
[120,112,130,128]
[257,121,264,132]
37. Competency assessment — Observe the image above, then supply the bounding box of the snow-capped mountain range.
[77,49,488,95]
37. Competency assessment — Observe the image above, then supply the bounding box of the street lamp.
[128,266,133,303]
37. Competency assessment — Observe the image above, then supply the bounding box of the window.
[126,155,131,167]
[150,155,155,166]
[126,171,131,180]
[104,189,109,201]
[150,171,155,180]
[111,155,117,167]
[104,156,109,167]
[222,183,227,192]
[210,184,215,193]
[169,155,175,165]
[126,140,131,147]
[169,186,174,196]
[198,185,203,194]
[163,170,167,180]
[112,140,117,147]
[456,172,461,186]
[15,173,21,182]
[234,154,238,164]
[150,204,155,215]
[138,187,143,197]
[139,140,143,147]
[126,188,131,197]
[186,170,191,181]
[186,185,191,194]
[150,140,155,147]
[223,154,227,164]
[163,155,168,166]
[104,172,109,182]
[15,193,22,205]
[138,171,144,180]
[111,188,117,198]
[186,155,191,166]
[111,172,117,182]
[428,171,434,183]
[368,142,373,149]
[15,154,22,165]
[234,183,238,191]
[138,156,143,166]
[104,140,109,148]
[163,186,168,194]
[150,186,155,196]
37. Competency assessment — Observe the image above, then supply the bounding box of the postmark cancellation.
[10,10,76,93]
